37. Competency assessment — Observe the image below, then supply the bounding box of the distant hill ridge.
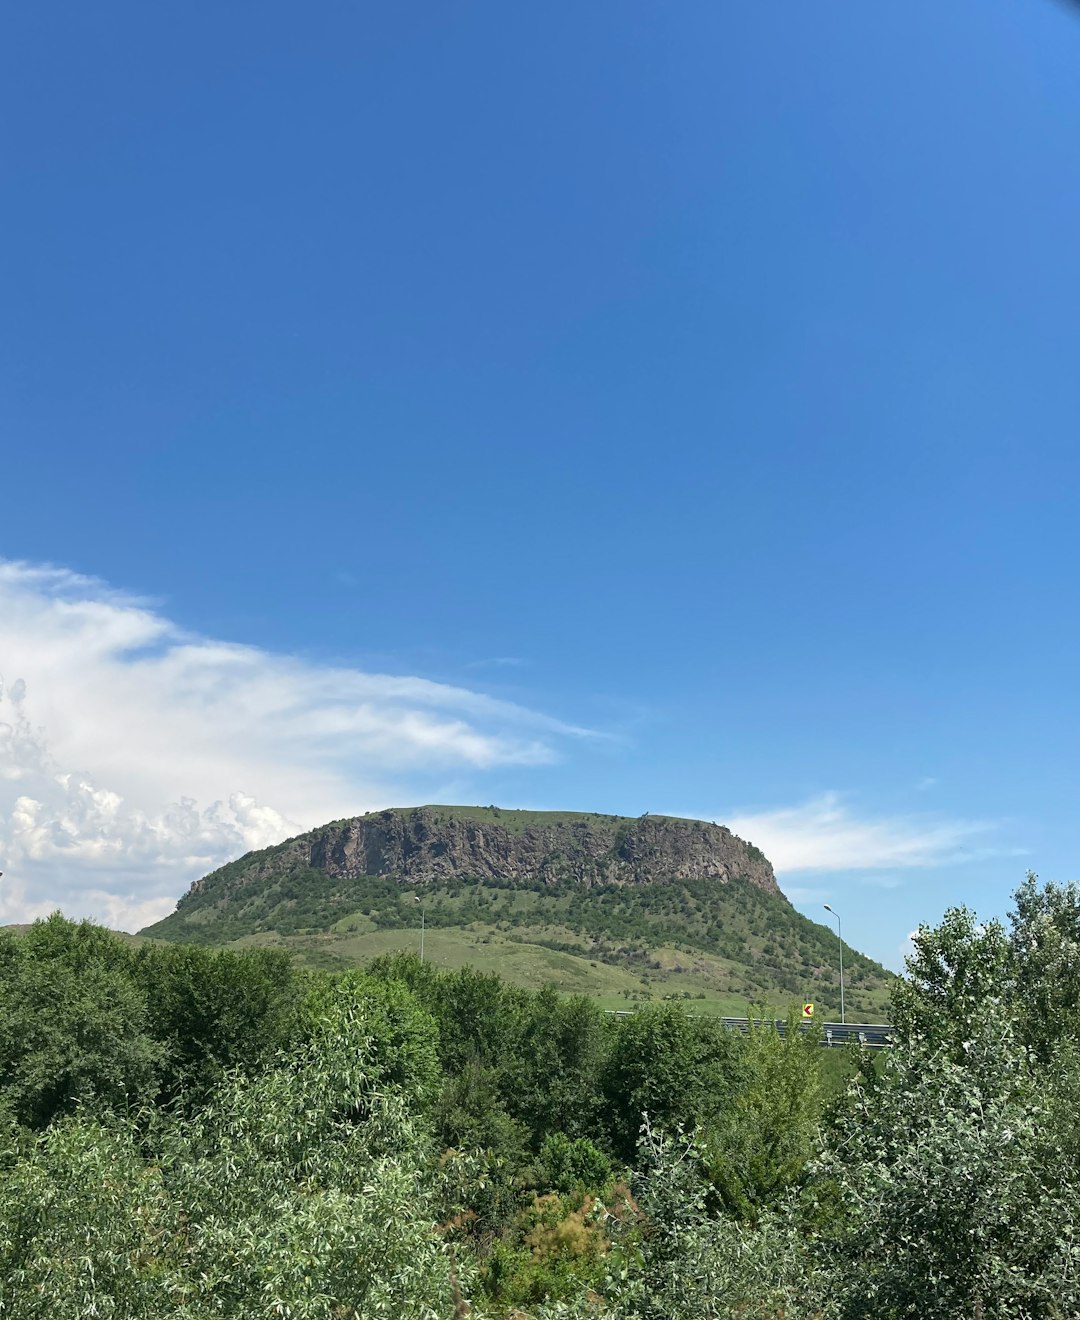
[142,805,893,1021]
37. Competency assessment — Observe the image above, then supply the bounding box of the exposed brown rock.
[311,807,778,893]
[179,806,779,907]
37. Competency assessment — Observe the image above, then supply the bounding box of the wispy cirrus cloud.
[725,791,997,874]
[0,561,589,929]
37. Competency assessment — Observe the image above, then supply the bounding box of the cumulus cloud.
[726,791,993,874]
[0,561,588,929]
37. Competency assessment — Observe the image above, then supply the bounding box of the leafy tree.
[605,1122,815,1320]
[511,987,611,1145]
[895,872,1080,1064]
[430,965,528,1078]
[301,969,442,1112]
[1009,872,1080,1059]
[365,949,442,1012]
[702,1009,822,1223]
[15,910,135,974]
[806,874,1080,1317]
[133,940,303,1103]
[0,979,465,1318]
[0,924,160,1129]
[601,1004,736,1161]
[812,1020,1080,1318]
[891,904,1013,1057]
[0,1110,176,1317]
[435,1055,527,1160]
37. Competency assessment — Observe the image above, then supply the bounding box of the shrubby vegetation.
[2,873,1079,1316]
[150,861,893,1018]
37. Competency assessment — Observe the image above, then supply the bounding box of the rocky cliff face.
[310,807,778,892]
[181,806,779,906]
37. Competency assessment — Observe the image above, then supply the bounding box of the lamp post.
[823,904,845,1025]
[414,894,425,963]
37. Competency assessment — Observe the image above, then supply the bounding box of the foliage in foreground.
[0,986,459,1318]
[3,873,1080,1317]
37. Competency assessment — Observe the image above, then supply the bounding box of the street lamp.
[823,904,845,1025]
[414,894,425,963]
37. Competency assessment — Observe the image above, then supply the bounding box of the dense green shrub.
[600,1003,736,1160]
[0,919,161,1128]
[5,878,1080,1317]
[0,983,463,1319]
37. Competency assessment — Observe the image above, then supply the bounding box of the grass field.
[232,918,892,1022]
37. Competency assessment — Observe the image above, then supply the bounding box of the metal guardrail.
[603,1010,894,1048]
[721,1016,894,1048]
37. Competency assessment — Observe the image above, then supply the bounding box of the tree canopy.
[3,877,1080,1316]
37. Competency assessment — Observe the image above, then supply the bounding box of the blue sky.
[2,0,1079,968]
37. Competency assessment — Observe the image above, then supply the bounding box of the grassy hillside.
[143,804,895,1021]
[231,922,891,1021]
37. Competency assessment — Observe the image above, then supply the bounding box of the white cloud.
[0,561,589,929]
[726,791,993,874]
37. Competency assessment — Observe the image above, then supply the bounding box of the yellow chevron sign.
[802,1002,814,1019]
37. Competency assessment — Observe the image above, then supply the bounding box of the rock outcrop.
[178,805,780,910]
[311,807,778,892]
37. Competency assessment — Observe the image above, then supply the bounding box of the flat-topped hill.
[141,805,893,1020]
